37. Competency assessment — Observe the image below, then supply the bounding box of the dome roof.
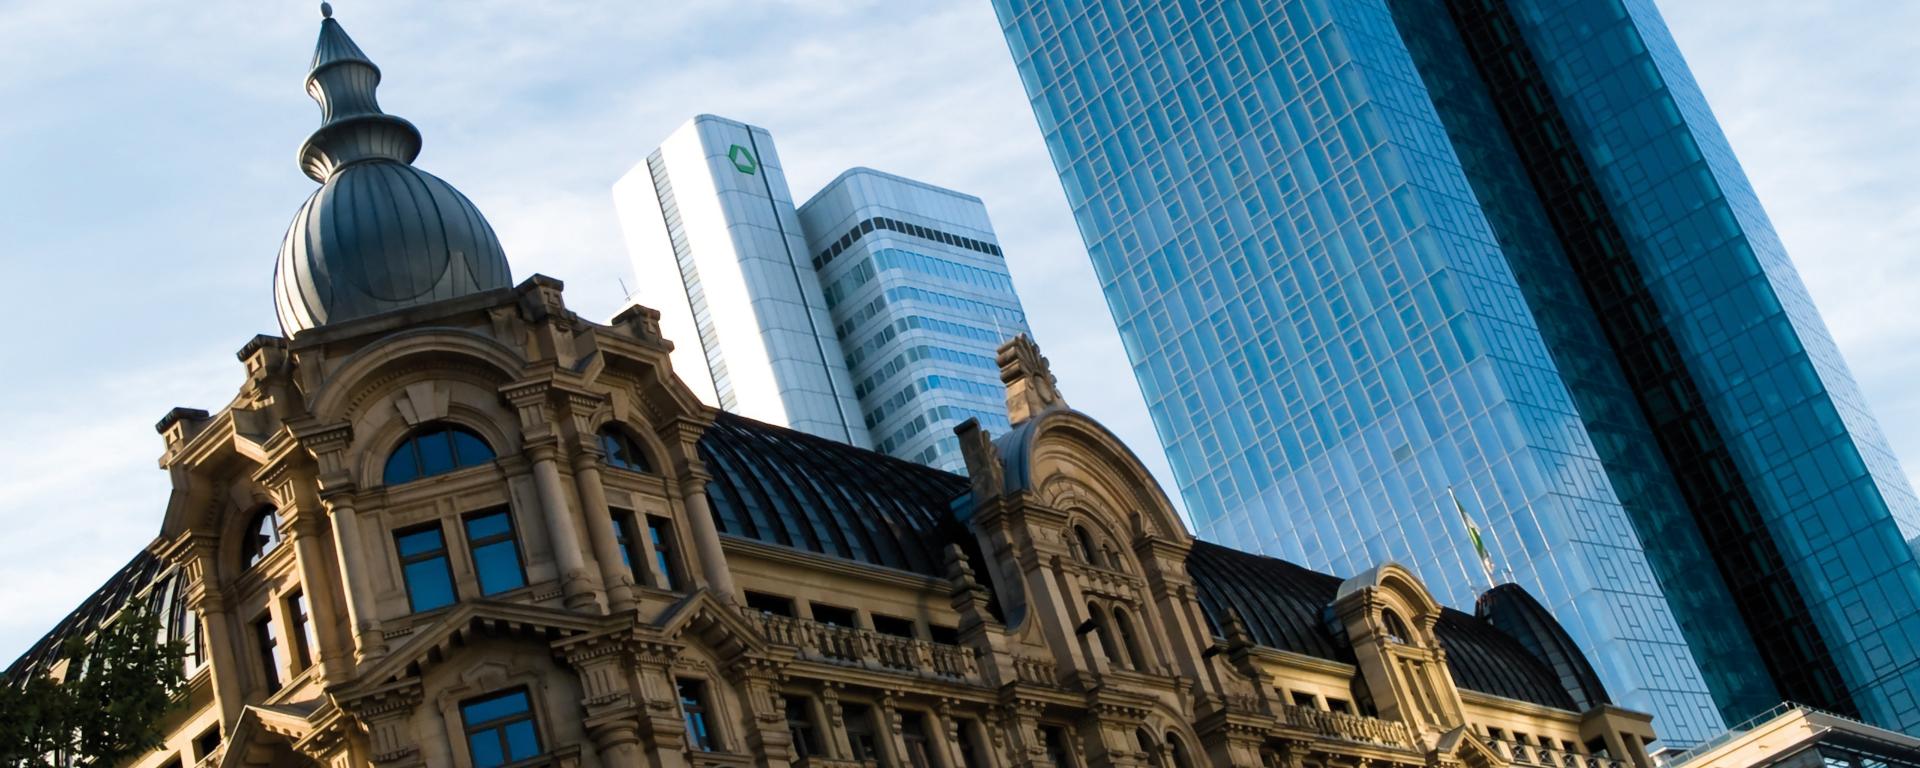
[272,5,510,335]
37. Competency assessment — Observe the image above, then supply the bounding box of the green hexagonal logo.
[727,144,758,175]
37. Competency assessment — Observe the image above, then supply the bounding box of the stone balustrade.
[1277,704,1415,750]
[749,610,980,683]
[1486,739,1624,768]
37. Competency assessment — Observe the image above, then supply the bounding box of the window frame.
[384,422,496,486]
[240,506,283,570]
[462,508,528,597]
[285,589,316,674]
[459,687,543,768]
[597,426,654,474]
[252,611,284,694]
[646,514,680,590]
[394,522,459,613]
[678,677,719,752]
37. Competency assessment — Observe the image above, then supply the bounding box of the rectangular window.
[901,711,934,768]
[811,603,857,627]
[394,523,457,612]
[746,591,795,617]
[611,509,647,581]
[461,688,541,768]
[872,614,918,639]
[195,727,221,762]
[1326,697,1351,714]
[647,515,678,590]
[928,624,960,645]
[286,590,315,672]
[1290,691,1319,708]
[679,678,716,751]
[785,696,819,760]
[845,703,885,766]
[1042,725,1076,768]
[464,509,527,596]
[253,613,284,694]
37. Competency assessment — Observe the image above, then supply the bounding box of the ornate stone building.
[5,10,1660,768]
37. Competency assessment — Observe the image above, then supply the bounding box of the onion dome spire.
[297,2,422,181]
[273,4,512,336]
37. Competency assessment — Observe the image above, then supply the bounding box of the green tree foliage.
[0,602,187,767]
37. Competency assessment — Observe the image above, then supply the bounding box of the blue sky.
[0,0,1915,662]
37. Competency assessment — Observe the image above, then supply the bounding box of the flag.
[1450,486,1498,588]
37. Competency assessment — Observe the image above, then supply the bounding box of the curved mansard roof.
[3,550,165,684]
[7,411,1598,714]
[1184,541,1599,711]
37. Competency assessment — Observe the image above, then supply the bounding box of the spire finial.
[319,2,332,18]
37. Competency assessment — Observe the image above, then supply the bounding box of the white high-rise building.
[615,117,1031,472]
[612,115,868,445]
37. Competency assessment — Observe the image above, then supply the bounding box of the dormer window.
[1381,608,1412,644]
[241,507,282,569]
[385,423,495,485]
[597,426,653,473]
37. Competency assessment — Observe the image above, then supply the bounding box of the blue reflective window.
[394,524,456,612]
[679,678,715,751]
[460,689,541,768]
[464,510,525,596]
[648,516,678,591]
[241,506,282,569]
[598,427,652,473]
[385,423,496,485]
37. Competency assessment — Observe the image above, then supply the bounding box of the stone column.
[181,538,246,729]
[820,685,856,760]
[572,450,636,613]
[322,491,386,661]
[529,441,600,611]
[285,504,352,682]
[678,473,737,602]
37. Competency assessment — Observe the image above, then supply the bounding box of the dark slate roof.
[3,550,165,684]
[1475,584,1610,711]
[1185,541,1594,711]
[698,411,975,579]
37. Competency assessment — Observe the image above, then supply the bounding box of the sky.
[0,0,1916,663]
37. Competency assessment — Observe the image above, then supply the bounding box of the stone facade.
[3,11,1661,768]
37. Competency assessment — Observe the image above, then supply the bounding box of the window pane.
[465,512,512,540]
[462,691,529,724]
[384,446,418,485]
[403,560,456,611]
[418,430,456,477]
[471,541,524,595]
[395,527,444,558]
[504,720,540,761]
[451,429,494,467]
[467,733,504,768]
[612,515,634,568]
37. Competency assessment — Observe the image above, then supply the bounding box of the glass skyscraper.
[615,117,1030,472]
[992,0,1920,743]
[801,169,1030,472]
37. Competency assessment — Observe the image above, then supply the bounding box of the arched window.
[1164,733,1196,768]
[598,426,653,473]
[385,423,495,485]
[1381,608,1413,644]
[1072,525,1102,566]
[1113,608,1148,672]
[1087,602,1125,670]
[241,506,282,568]
[1135,729,1160,768]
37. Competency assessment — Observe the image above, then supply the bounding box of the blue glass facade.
[800,169,1031,472]
[992,0,1920,742]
